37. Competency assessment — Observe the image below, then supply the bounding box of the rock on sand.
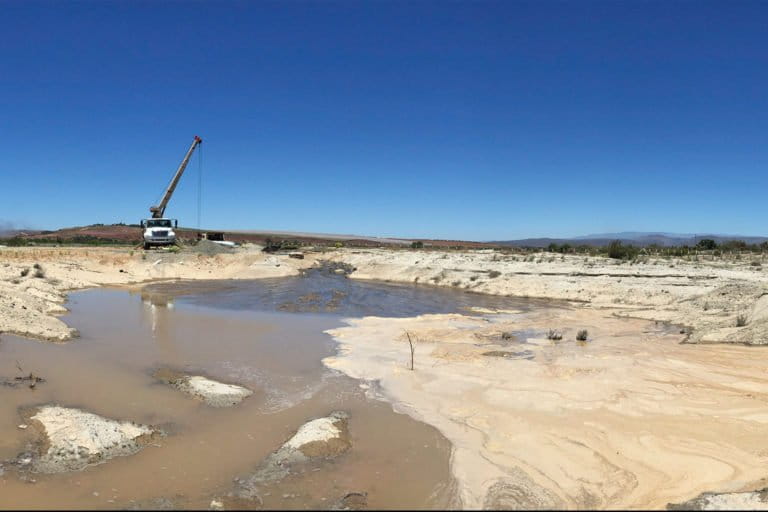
[154,368,253,407]
[668,489,768,510]
[16,405,162,473]
[280,411,351,458]
[219,411,351,505]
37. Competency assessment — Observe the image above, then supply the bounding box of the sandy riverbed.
[325,308,768,508]
[2,245,768,509]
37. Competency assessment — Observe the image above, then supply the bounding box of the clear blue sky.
[2,1,766,240]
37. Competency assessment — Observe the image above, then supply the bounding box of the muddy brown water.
[0,272,542,510]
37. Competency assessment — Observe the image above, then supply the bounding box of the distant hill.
[5,224,404,247]
[2,224,493,249]
[4,225,767,250]
[494,232,768,248]
[0,228,40,238]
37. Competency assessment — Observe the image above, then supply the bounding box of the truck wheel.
[143,242,150,250]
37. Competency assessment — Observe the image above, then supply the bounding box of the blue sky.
[1,1,766,240]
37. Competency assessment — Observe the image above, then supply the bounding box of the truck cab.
[140,218,178,249]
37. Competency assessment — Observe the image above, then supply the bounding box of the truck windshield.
[146,219,172,228]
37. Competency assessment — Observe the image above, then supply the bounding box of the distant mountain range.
[493,232,768,248]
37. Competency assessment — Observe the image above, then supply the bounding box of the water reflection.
[139,289,176,354]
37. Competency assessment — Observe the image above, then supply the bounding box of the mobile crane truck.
[140,135,202,249]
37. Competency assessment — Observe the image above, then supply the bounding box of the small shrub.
[5,236,28,247]
[501,331,515,341]
[488,270,501,278]
[263,239,301,253]
[696,238,717,251]
[410,241,424,249]
[20,268,29,277]
[750,261,761,267]
[547,329,562,341]
[33,266,45,278]
[607,240,639,260]
[736,314,748,327]
[576,329,588,341]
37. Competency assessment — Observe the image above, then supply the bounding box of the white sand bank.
[325,308,768,508]
[323,248,768,344]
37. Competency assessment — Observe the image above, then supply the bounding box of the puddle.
[0,271,538,509]
[482,350,535,360]
[140,266,543,318]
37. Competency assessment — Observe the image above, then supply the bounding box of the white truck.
[140,135,202,250]
[140,218,179,249]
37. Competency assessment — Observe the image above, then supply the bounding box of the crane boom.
[150,135,203,219]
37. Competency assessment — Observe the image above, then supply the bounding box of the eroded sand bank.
[3,245,768,345]
[324,248,768,345]
[325,307,768,509]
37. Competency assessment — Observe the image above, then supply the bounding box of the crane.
[140,135,203,250]
[150,135,202,218]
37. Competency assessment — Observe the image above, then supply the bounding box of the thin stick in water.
[405,331,415,371]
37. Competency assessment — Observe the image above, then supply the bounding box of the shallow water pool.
[0,272,540,509]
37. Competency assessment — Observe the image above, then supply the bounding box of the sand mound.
[283,412,351,458]
[668,488,768,510]
[154,368,252,407]
[218,411,351,506]
[14,405,162,473]
[186,239,234,255]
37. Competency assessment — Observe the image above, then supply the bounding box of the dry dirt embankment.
[0,245,314,341]
[324,248,768,344]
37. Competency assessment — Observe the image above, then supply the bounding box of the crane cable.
[197,143,202,231]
